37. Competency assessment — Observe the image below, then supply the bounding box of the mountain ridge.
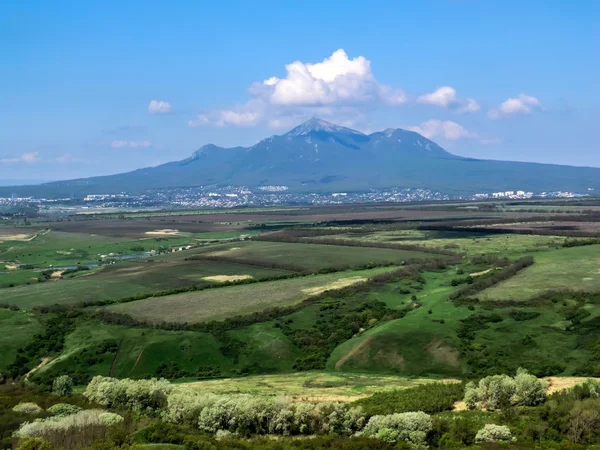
[2,118,600,198]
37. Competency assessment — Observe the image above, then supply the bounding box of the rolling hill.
[4,118,600,198]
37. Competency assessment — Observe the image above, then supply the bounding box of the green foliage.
[47,403,82,417]
[464,368,547,410]
[16,437,53,450]
[52,375,73,397]
[360,411,432,447]
[353,382,464,416]
[13,402,44,415]
[474,424,515,443]
[84,376,173,412]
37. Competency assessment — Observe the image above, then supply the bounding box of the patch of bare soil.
[291,394,369,403]
[206,247,241,256]
[544,376,600,394]
[145,229,180,236]
[425,338,460,367]
[302,277,367,296]
[203,275,253,282]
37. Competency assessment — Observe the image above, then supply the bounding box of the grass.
[2,256,293,310]
[105,266,398,323]
[33,320,233,381]
[0,309,43,371]
[0,230,227,267]
[327,269,469,377]
[478,244,600,301]
[181,371,444,402]
[199,240,431,270]
[320,229,568,255]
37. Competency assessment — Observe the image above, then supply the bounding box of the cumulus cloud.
[110,140,152,149]
[417,86,480,114]
[409,120,477,141]
[488,94,542,119]
[190,49,406,128]
[1,152,40,165]
[148,100,172,114]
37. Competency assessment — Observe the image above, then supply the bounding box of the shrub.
[47,403,82,417]
[474,424,515,443]
[162,390,219,425]
[52,376,73,397]
[360,411,432,447]
[84,376,173,412]
[464,368,547,410]
[513,367,547,406]
[13,402,43,415]
[16,437,52,450]
[14,409,123,449]
[354,382,464,416]
[98,412,124,426]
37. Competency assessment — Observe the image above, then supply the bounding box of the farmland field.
[478,244,600,301]
[105,266,399,323]
[199,240,431,270]
[314,229,569,255]
[4,199,600,391]
[1,257,294,310]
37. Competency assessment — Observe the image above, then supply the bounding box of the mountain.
[3,118,600,198]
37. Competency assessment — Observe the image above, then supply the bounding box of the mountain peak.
[285,118,365,137]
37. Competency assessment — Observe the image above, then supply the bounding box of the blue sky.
[1,0,599,181]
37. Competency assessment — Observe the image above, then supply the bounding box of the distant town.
[0,185,594,217]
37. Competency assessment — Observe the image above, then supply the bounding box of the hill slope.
[4,118,600,197]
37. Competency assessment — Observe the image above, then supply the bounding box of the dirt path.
[25,357,49,380]
[109,338,124,377]
[128,347,146,376]
[335,336,374,369]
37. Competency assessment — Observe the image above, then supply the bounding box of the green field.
[182,372,445,402]
[1,257,293,310]
[478,244,600,301]
[105,266,398,323]
[0,309,43,371]
[199,240,431,269]
[316,229,568,255]
[0,229,229,267]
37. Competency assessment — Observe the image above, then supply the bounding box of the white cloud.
[260,49,406,106]
[148,100,172,114]
[188,103,262,128]
[418,86,459,108]
[488,94,541,119]
[408,120,477,141]
[418,86,480,114]
[1,152,40,165]
[190,49,406,128]
[110,140,152,149]
[457,98,481,114]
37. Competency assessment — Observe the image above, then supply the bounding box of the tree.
[52,375,73,396]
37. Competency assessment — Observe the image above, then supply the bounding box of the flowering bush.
[47,403,82,417]
[475,424,515,443]
[360,411,432,448]
[12,403,43,415]
[464,368,547,410]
